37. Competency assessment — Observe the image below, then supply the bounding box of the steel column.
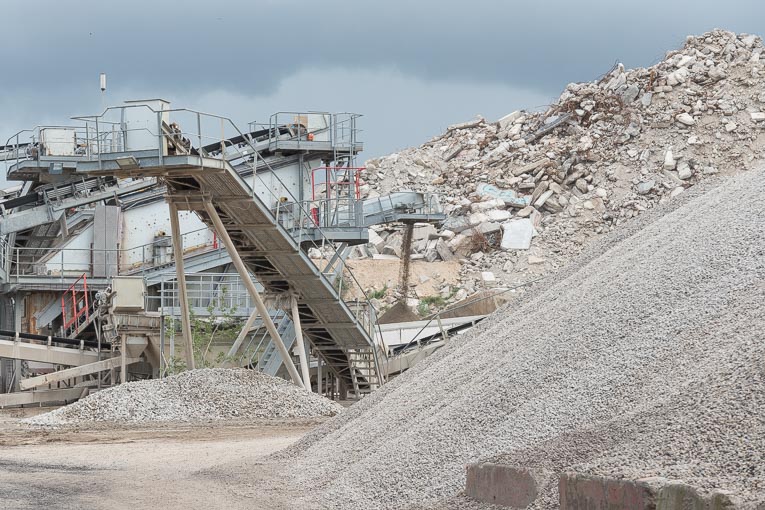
[291,295,311,390]
[203,201,304,388]
[226,308,260,359]
[120,333,127,384]
[168,202,196,370]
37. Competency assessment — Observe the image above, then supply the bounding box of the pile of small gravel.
[24,369,343,426]
[269,165,765,509]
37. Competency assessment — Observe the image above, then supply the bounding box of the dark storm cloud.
[0,0,763,183]
[2,0,763,97]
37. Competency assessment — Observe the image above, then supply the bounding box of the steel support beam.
[19,355,140,390]
[203,200,303,388]
[226,308,260,359]
[0,339,100,366]
[168,202,196,370]
[0,387,88,408]
[291,295,311,390]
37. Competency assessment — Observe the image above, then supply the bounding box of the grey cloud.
[1,0,763,186]
[2,0,763,97]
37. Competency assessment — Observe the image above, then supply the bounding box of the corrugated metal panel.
[93,204,121,277]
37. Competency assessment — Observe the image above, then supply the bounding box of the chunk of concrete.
[465,464,549,509]
[442,216,471,233]
[501,219,534,250]
[559,473,744,510]
[435,238,456,261]
[487,209,512,222]
[498,111,522,130]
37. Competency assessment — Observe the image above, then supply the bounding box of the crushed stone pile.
[24,369,343,426]
[271,164,765,509]
[352,29,765,315]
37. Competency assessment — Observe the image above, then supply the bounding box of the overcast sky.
[1,0,763,187]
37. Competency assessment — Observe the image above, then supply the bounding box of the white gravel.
[269,166,765,509]
[24,369,343,426]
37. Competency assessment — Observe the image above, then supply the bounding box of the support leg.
[168,202,195,370]
[291,295,311,391]
[317,353,322,395]
[202,201,303,388]
[226,308,260,360]
[12,294,22,392]
[120,334,127,384]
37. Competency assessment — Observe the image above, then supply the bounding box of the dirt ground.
[0,408,319,510]
[345,259,461,299]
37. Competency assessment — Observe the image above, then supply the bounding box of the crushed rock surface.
[266,164,765,509]
[356,29,765,315]
[24,369,343,426]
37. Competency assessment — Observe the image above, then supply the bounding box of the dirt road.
[0,408,316,509]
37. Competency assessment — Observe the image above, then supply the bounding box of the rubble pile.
[357,30,765,308]
[24,369,342,426]
[275,163,765,509]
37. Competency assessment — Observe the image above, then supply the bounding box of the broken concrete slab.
[476,182,530,208]
[501,219,533,250]
[558,473,747,510]
[497,111,522,131]
[465,464,550,509]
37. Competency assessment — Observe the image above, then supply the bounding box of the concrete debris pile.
[358,29,765,303]
[24,369,342,426]
[273,165,765,509]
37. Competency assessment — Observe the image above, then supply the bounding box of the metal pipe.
[202,200,304,388]
[168,202,196,370]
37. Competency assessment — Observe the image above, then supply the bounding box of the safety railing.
[311,166,363,200]
[147,273,254,317]
[304,197,363,229]
[3,125,94,164]
[61,273,89,331]
[7,233,218,281]
[120,227,219,274]
[247,112,362,154]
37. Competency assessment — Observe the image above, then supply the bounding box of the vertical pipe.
[120,333,127,384]
[168,202,195,370]
[159,315,165,378]
[317,353,322,395]
[202,201,304,388]
[291,295,311,391]
[96,315,102,390]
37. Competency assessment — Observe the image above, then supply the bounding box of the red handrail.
[310,166,365,201]
[61,273,89,330]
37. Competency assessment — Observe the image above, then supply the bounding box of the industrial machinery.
[0,100,445,404]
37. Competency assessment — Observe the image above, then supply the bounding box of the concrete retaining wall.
[465,463,763,509]
[465,463,549,508]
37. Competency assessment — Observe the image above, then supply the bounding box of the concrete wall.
[465,464,547,508]
[465,464,762,510]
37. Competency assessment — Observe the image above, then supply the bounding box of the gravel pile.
[271,165,765,509]
[24,369,343,426]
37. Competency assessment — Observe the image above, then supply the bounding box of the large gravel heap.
[274,165,765,509]
[353,29,765,313]
[25,369,343,426]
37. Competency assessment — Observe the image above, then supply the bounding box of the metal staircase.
[348,347,383,394]
[63,292,98,338]
[257,318,297,377]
